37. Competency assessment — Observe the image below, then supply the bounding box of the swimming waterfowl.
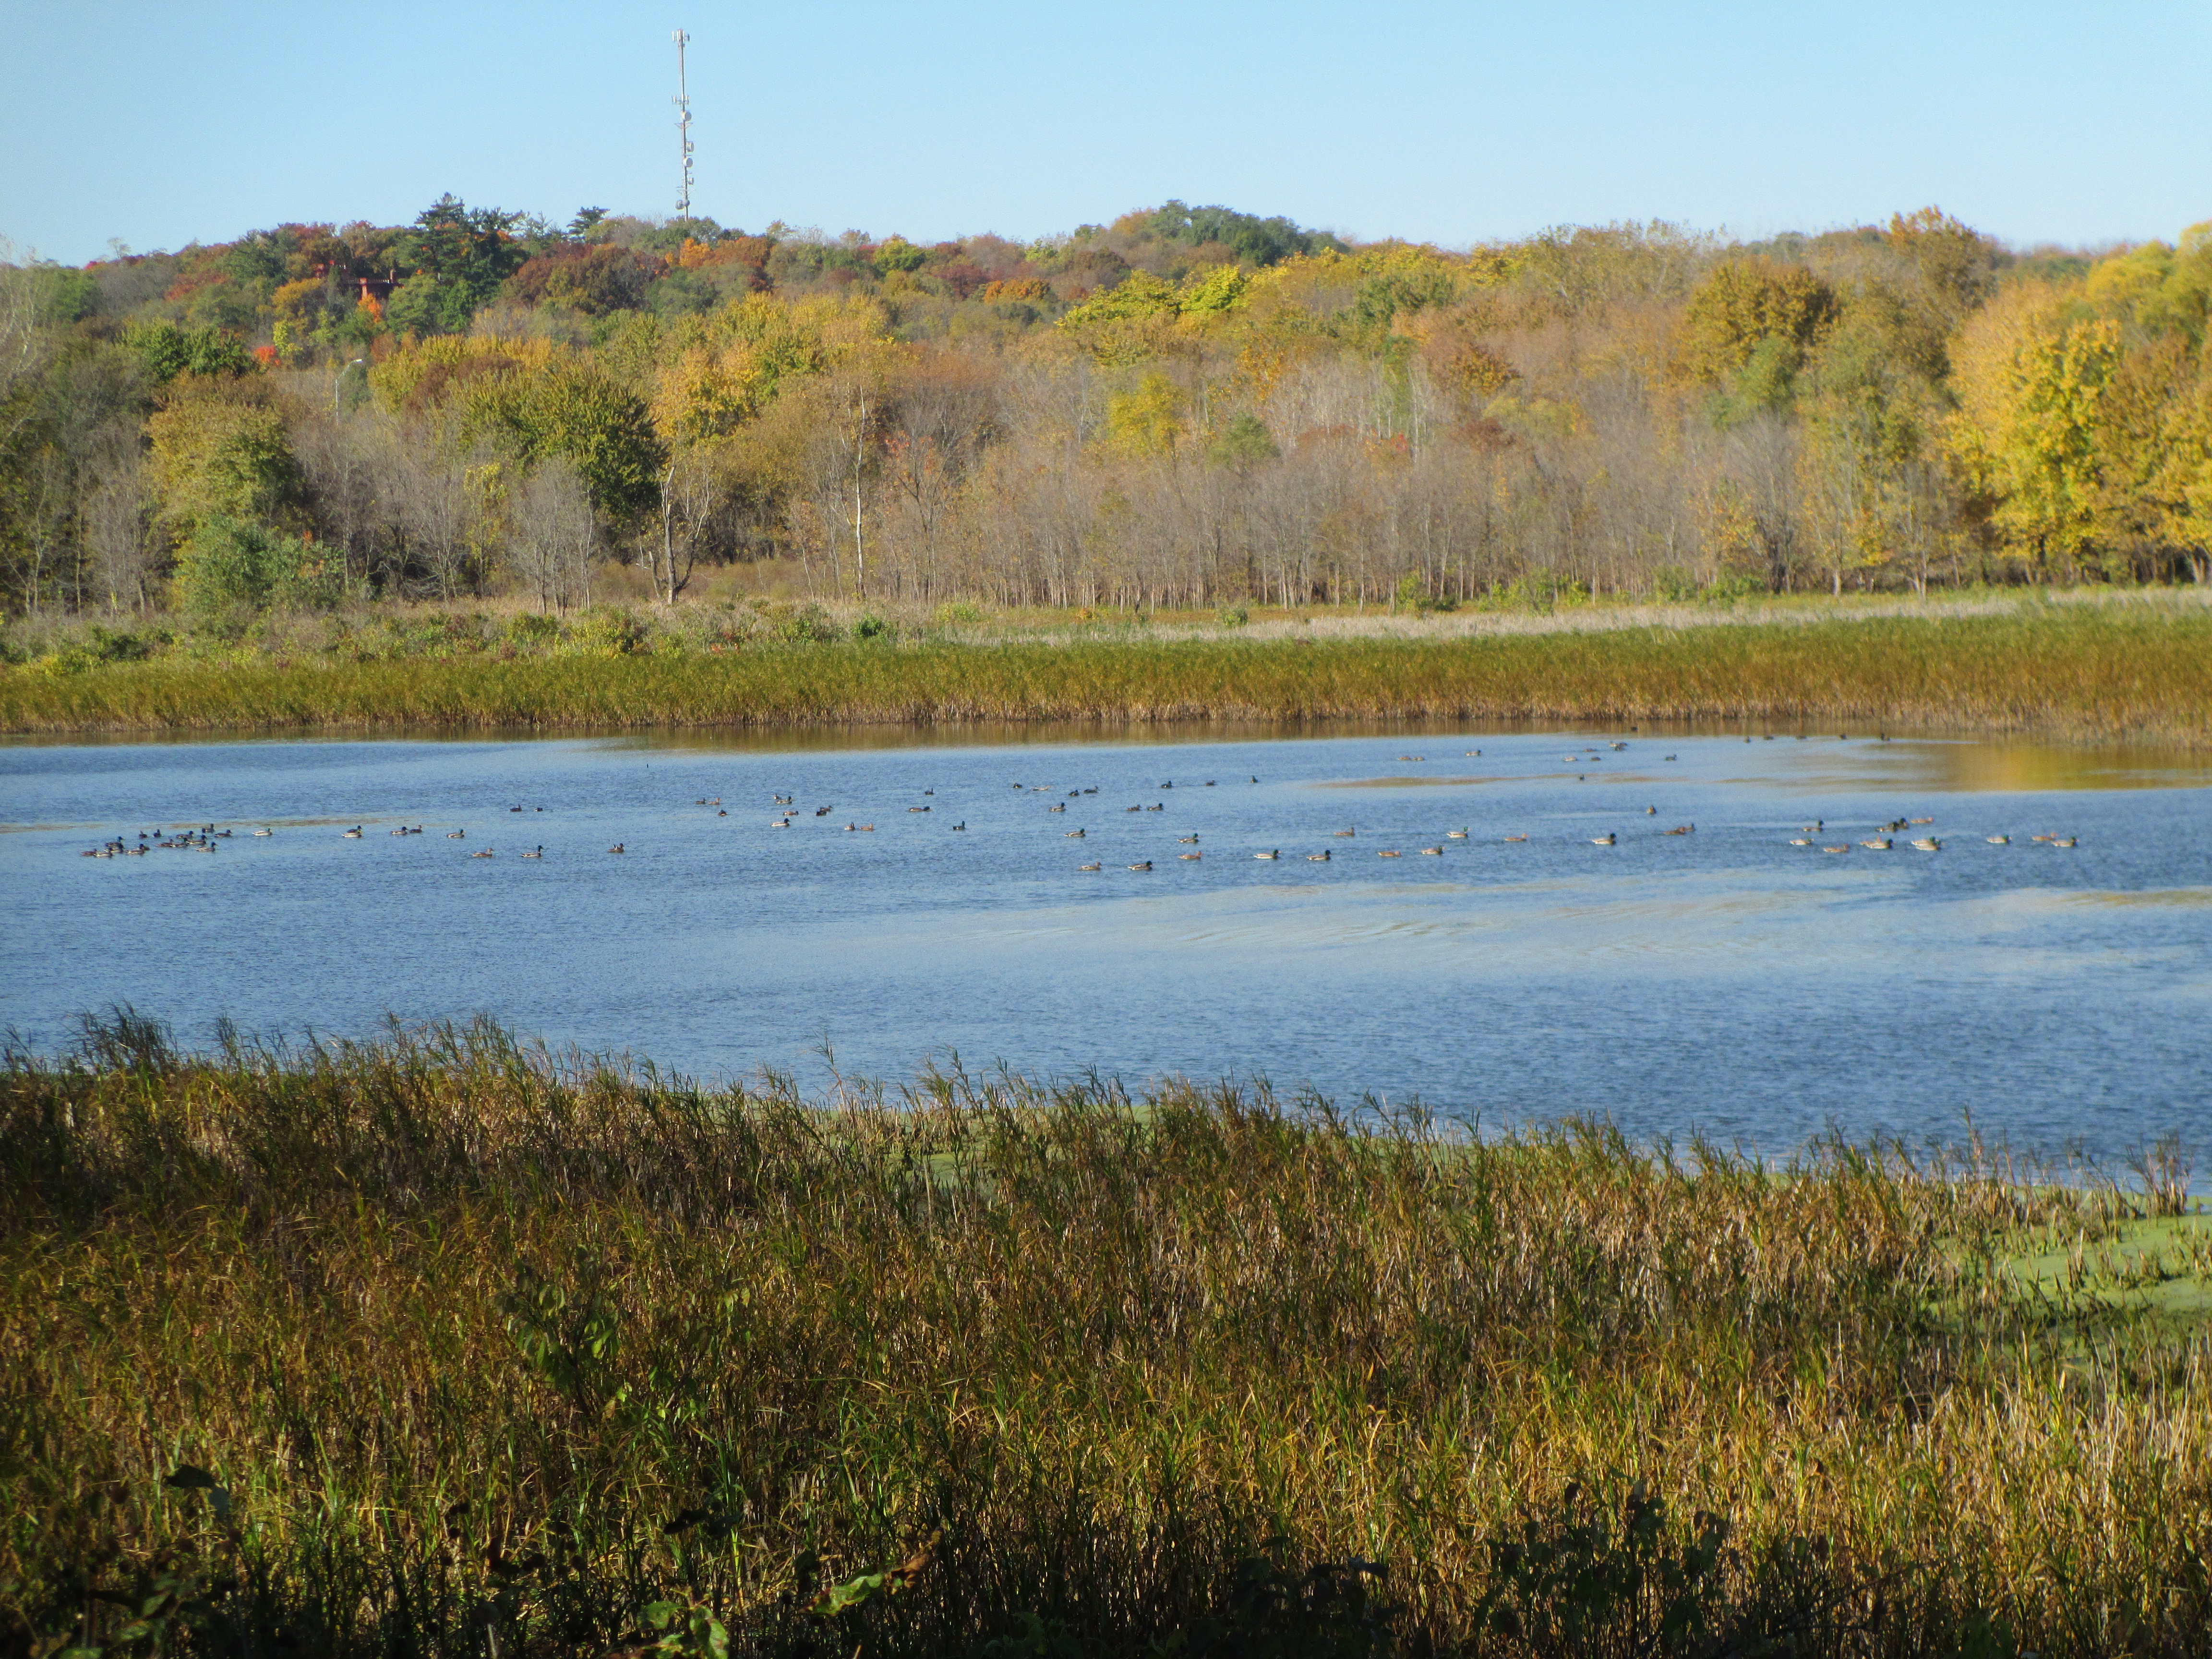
[1986,835,2009,844]
[1647,806,1657,815]
[1398,755,1424,762]
[1861,838,1893,850]
[252,828,273,837]
[1145,803,1164,811]
[1446,829,1468,839]
[1067,829,1086,838]
[1663,754,1677,761]
[1790,838,1813,847]
[391,827,408,836]
[770,818,790,828]
[1911,838,1941,852]
[1254,850,1279,860]
[1610,742,1626,751]
[1334,827,1356,837]
[1465,750,1481,757]
[1126,805,1142,813]
[511,805,523,813]
[2052,836,2078,848]
[1420,847,1443,855]
[1378,849,1402,858]
[1822,845,1850,854]
[1178,835,1199,843]
[470,848,495,858]
[1503,835,1527,843]
[520,847,543,858]
[910,805,931,812]
[342,827,363,839]
[447,830,465,839]
[1048,804,1064,813]
[951,822,966,831]
[1308,851,1331,861]
[1664,824,1694,836]
[608,843,625,854]
[1180,852,1201,860]
[1591,833,1616,846]
[1910,817,1933,826]
[1129,861,1153,871]
[816,806,833,817]
[1079,862,1103,871]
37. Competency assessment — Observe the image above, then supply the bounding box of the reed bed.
[2,1016,2205,1657]
[6,606,2212,743]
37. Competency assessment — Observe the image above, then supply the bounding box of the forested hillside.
[1,197,2207,624]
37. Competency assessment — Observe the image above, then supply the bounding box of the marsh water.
[5,724,2209,1166]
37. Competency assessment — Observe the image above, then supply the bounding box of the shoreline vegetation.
[2,1016,2205,1656]
[5,593,2212,743]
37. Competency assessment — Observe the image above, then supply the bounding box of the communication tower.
[673,29,694,218]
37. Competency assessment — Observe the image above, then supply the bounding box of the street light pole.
[334,357,366,416]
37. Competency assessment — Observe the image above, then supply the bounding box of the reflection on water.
[3,726,2207,1168]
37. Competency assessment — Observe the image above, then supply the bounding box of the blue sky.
[3,0,2207,265]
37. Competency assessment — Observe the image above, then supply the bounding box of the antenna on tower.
[672,29,694,218]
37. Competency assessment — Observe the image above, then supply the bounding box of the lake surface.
[5,725,2209,1170]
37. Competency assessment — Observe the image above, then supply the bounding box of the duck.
[1911,838,1941,852]
[1503,834,1528,843]
[910,805,932,813]
[815,805,833,817]
[773,794,794,806]
[1463,749,1483,758]
[1909,817,1934,826]
[1145,803,1164,812]
[1067,828,1086,838]
[1591,833,1616,846]
[1398,755,1424,763]
[342,827,363,839]
[1861,838,1893,850]
[950,822,967,831]
[770,818,791,828]
[1647,806,1658,815]
[1420,846,1443,855]
[1178,835,1199,844]
[447,829,465,839]
[718,809,727,817]
[520,846,543,858]
[1125,805,1142,813]
[470,848,495,858]
[1254,849,1279,860]
[1790,838,1813,847]
[1446,828,1468,839]
[1664,824,1695,836]
[1822,844,1850,854]
[1802,821,1824,832]
[2052,836,2078,848]
[252,827,273,837]
[1378,849,1402,858]
[391,827,409,836]
[1663,754,1677,761]
[1179,852,1201,861]
[1079,862,1103,871]
[1129,860,1153,871]
[1305,850,1330,862]
[1610,741,1626,751]
[608,843,626,854]
[1334,827,1356,837]
[1048,804,1064,813]
[1986,834,2010,844]
[510,805,523,813]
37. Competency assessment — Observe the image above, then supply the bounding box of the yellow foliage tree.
[1944,283,2121,578]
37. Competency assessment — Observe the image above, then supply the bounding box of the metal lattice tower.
[673,30,694,218]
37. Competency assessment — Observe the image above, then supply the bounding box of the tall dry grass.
[4,606,2212,742]
[1,1016,2205,1656]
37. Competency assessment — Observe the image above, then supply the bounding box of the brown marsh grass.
[0,1015,2206,1657]
[5,605,2212,744]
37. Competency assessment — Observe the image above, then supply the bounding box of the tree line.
[1,196,2207,622]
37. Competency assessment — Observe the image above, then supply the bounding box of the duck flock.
[72,736,2086,871]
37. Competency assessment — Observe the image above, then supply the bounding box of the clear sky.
[3,0,2207,265]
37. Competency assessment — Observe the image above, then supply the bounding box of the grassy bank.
[2,1019,2206,1657]
[6,602,2212,742]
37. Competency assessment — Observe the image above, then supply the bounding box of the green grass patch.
[5,606,2212,742]
[1,1016,2206,1656]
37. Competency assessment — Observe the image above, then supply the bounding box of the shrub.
[854,613,895,642]
[506,612,561,646]
[173,517,341,618]
[933,600,985,626]
[574,606,650,656]
[1217,604,1251,628]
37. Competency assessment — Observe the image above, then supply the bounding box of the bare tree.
[508,459,596,612]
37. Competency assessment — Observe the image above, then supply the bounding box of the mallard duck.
[1464,749,1481,757]
[1503,834,1528,843]
[1334,827,1356,837]
[815,805,833,816]
[1129,860,1153,871]
[521,847,543,858]
[1079,862,1102,871]
[447,829,465,839]
[1790,838,1813,847]
[608,843,626,854]
[1178,835,1199,844]
[911,805,932,813]
[1591,833,1616,846]
[252,827,273,837]
[1378,849,1402,858]
[1861,838,1892,850]
[1420,846,1443,855]
[1254,850,1279,860]
[342,827,363,839]
[1179,852,1201,861]
[1911,838,1940,852]
[1446,828,1468,839]
[1048,804,1064,813]
[1647,806,1658,815]
[470,848,495,858]
[1986,834,2010,844]
[1822,845,1850,854]
[1664,825,1694,836]
[1145,803,1164,812]
[2052,836,2078,848]
[1308,850,1331,861]
[1910,817,1934,826]
[1067,829,1086,838]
